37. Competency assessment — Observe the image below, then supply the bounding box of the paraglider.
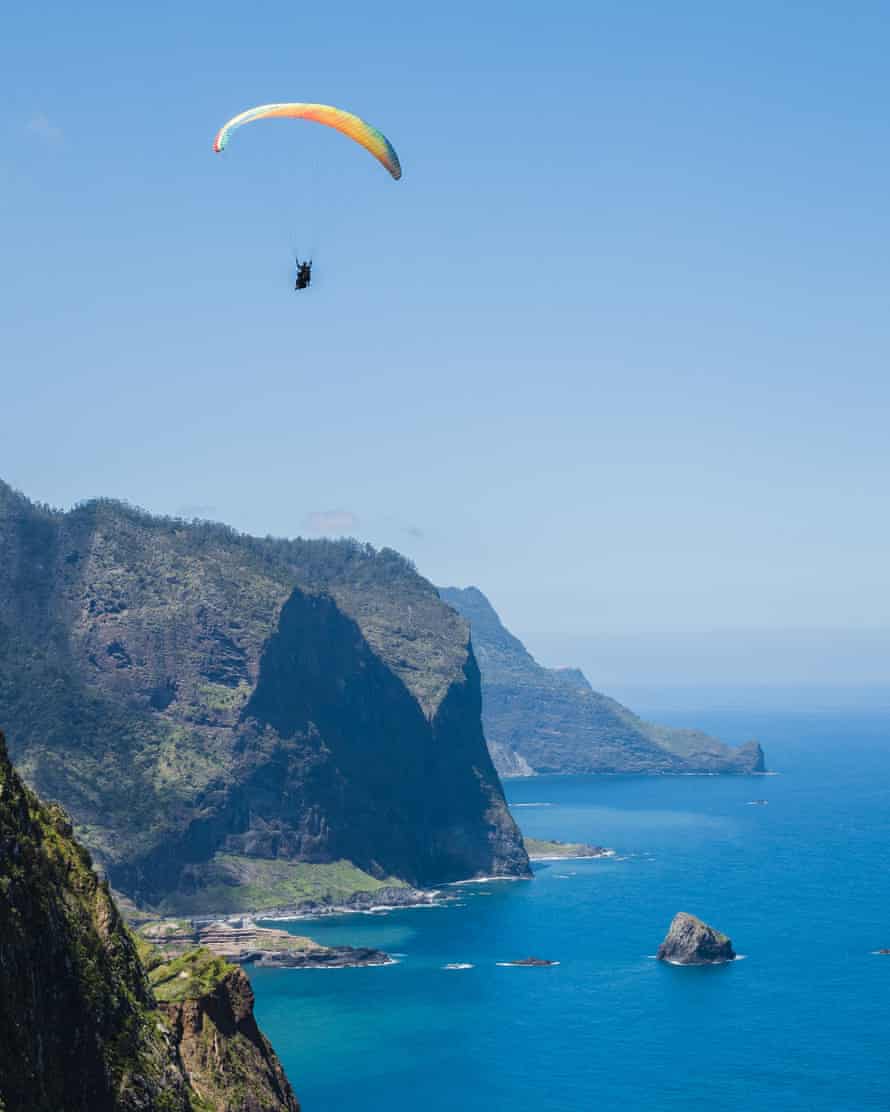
[295,257,312,291]
[213,103,401,290]
[213,103,402,180]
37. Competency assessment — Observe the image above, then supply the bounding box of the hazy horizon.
[520,626,890,708]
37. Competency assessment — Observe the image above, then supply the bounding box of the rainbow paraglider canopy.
[213,103,402,180]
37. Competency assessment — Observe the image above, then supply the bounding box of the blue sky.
[3,0,890,642]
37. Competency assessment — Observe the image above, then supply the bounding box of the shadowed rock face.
[0,481,529,912]
[0,729,299,1112]
[438,586,765,776]
[0,732,189,1111]
[656,912,736,965]
[238,589,528,886]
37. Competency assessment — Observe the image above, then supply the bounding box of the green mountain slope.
[0,481,528,913]
[438,587,764,775]
[0,729,299,1112]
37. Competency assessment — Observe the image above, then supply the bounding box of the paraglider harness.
[295,257,312,290]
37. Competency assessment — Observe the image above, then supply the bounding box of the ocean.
[251,708,890,1111]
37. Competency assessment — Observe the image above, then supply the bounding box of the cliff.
[438,586,765,776]
[0,481,528,912]
[145,949,300,1110]
[0,729,299,1111]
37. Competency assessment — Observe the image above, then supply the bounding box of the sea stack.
[657,912,736,965]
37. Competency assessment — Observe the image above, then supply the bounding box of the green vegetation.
[524,837,606,859]
[0,478,527,913]
[0,728,299,1109]
[246,932,318,952]
[0,730,191,1110]
[159,854,407,915]
[140,918,192,939]
[195,681,253,714]
[147,948,234,1004]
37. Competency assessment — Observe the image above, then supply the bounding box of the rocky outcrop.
[487,739,535,778]
[142,919,393,968]
[147,950,300,1111]
[255,947,390,969]
[500,957,558,967]
[0,481,529,913]
[307,884,439,913]
[0,729,299,1111]
[439,586,765,776]
[523,838,611,860]
[229,884,440,920]
[656,912,736,965]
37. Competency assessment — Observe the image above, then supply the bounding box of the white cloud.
[26,114,63,142]
[303,510,359,537]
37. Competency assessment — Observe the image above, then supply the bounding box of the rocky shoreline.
[255,947,394,969]
[183,884,444,926]
[141,917,395,970]
[524,837,614,861]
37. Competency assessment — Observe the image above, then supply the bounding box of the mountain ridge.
[0,481,529,913]
[438,586,764,775]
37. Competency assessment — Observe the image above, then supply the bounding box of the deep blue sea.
[252,708,890,1111]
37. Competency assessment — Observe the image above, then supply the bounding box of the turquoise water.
[252,709,890,1111]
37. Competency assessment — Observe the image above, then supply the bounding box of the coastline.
[528,849,616,862]
[187,885,445,926]
[251,952,398,970]
[523,836,615,862]
[504,770,772,780]
[140,917,401,971]
[448,875,531,886]
[134,867,541,931]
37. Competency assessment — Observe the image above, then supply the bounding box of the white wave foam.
[449,875,530,885]
[530,849,615,861]
[659,955,743,965]
[261,897,443,922]
[277,958,398,970]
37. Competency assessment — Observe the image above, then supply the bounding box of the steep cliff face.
[438,586,765,776]
[0,481,528,911]
[146,949,300,1111]
[0,729,298,1111]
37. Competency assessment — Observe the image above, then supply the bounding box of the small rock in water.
[504,956,558,967]
[656,912,736,965]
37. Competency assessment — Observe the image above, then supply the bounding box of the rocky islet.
[656,912,737,965]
